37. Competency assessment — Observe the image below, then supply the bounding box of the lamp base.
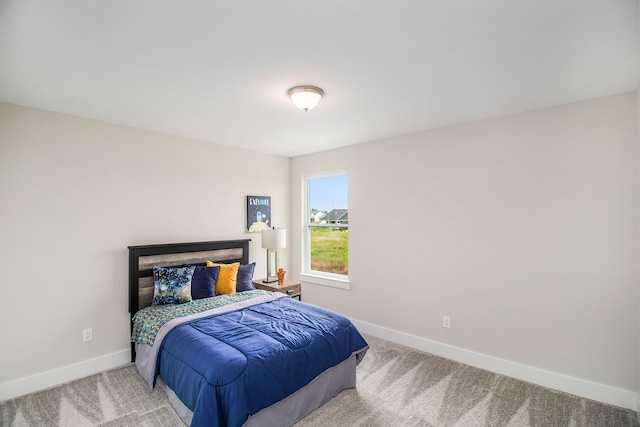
[264,249,281,285]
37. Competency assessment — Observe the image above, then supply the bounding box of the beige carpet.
[297,336,639,426]
[1,335,638,426]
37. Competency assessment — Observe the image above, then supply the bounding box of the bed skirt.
[157,351,361,426]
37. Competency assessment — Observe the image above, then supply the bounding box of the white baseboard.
[0,349,130,403]
[351,318,637,411]
[2,328,637,413]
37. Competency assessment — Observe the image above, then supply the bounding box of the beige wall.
[291,92,639,394]
[0,103,290,385]
[1,92,638,407]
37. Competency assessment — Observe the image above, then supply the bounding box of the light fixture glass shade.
[261,228,286,249]
[288,86,324,112]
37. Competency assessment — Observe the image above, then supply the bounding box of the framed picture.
[247,195,271,232]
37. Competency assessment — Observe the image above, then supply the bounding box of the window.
[302,172,349,289]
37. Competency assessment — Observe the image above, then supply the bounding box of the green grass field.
[310,227,348,275]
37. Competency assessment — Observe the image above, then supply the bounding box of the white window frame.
[300,171,350,290]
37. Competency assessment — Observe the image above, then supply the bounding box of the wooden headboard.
[128,239,251,360]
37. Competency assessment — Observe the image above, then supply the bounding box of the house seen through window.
[305,173,348,277]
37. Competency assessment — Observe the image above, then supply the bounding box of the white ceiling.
[0,1,638,157]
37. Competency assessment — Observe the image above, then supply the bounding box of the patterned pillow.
[236,263,256,292]
[152,266,195,305]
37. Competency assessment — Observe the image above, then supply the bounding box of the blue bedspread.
[156,296,368,427]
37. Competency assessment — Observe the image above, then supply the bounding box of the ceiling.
[0,1,638,157]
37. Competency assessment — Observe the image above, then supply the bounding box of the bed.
[129,239,368,427]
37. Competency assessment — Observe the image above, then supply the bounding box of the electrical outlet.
[83,328,93,342]
[443,316,451,328]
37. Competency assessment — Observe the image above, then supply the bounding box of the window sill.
[299,273,351,290]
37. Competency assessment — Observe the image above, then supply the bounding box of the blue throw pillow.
[236,262,256,292]
[152,266,195,305]
[189,265,220,299]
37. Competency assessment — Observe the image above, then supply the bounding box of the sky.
[309,175,348,212]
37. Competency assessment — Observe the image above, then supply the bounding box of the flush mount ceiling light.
[288,86,324,112]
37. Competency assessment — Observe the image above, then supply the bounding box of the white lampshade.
[288,86,324,112]
[261,228,286,249]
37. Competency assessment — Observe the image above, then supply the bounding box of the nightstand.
[253,280,302,301]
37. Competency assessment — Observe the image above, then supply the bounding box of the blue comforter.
[156,296,368,427]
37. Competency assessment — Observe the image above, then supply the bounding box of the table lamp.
[261,227,286,283]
